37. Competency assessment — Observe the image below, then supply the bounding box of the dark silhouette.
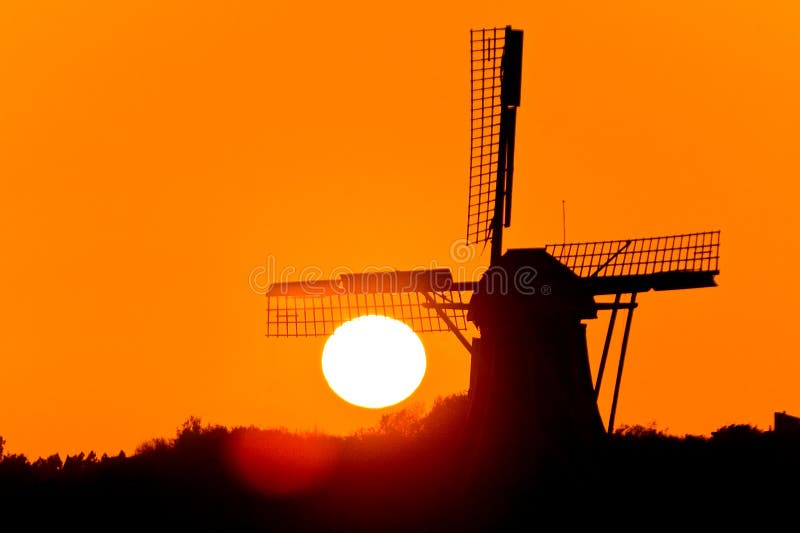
[775,410,800,435]
[0,23,747,532]
[466,249,605,495]
[264,25,722,501]
[1,402,798,531]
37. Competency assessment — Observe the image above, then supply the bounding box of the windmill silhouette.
[265,26,720,475]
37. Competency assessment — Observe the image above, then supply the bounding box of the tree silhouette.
[0,400,798,530]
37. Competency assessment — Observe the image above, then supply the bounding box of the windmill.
[265,26,720,473]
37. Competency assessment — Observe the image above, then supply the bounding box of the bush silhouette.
[0,395,798,530]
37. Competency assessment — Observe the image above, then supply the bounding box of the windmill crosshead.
[265,27,720,462]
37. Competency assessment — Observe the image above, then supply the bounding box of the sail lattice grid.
[546,231,720,278]
[265,269,470,337]
[266,291,469,338]
[467,27,506,246]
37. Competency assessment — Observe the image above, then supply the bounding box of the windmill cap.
[468,248,597,321]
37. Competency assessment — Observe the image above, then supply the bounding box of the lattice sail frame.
[546,231,720,278]
[266,270,470,338]
[264,232,720,337]
[546,230,720,294]
[466,27,506,245]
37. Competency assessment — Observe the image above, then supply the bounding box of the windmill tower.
[265,26,720,479]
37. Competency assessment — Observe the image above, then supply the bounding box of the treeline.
[0,396,798,531]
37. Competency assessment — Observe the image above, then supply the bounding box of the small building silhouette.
[774,411,800,434]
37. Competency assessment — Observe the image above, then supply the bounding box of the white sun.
[321,315,426,409]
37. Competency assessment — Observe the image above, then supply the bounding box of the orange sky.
[1,1,799,459]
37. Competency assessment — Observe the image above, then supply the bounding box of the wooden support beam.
[607,292,637,434]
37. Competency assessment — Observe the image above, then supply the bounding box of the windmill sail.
[466,26,523,263]
[265,269,471,337]
[546,230,720,294]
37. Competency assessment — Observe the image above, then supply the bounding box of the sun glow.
[321,315,426,409]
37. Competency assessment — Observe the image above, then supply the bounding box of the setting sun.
[321,315,427,409]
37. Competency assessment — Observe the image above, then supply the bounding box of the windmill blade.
[265,269,471,337]
[546,230,721,294]
[466,26,523,258]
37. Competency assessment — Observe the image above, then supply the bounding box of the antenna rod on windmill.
[562,199,566,243]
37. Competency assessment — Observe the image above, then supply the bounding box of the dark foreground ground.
[1,395,798,531]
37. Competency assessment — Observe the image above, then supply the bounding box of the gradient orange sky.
[1,1,798,459]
